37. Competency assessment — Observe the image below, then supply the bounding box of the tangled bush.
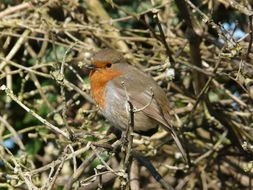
[0,0,253,189]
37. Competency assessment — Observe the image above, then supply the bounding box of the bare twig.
[0,85,69,139]
[0,2,32,19]
[0,116,25,151]
[247,15,253,59]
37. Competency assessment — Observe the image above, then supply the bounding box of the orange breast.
[89,68,123,108]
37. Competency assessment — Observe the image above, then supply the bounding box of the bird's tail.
[170,128,188,162]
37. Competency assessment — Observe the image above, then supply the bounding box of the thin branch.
[0,85,70,140]
[247,15,253,59]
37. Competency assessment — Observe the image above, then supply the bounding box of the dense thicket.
[0,0,253,189]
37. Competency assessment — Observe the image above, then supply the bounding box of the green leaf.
[175,101,186,107]
[208,91,220,102]
[25,138,42,156]
[23,112,40,125]
[91,152,109,168]
[56,185,63,190]
[83,76,89,84]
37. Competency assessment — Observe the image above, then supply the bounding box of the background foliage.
[0,0,253,189]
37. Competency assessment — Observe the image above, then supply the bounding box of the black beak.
[85,61,98,70]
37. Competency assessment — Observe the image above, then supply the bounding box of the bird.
[87,49,187,160]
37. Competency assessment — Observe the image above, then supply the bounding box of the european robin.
[88,49,187,160]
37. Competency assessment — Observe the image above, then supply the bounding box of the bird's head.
[86,49,124,70]
[87,49,124,107]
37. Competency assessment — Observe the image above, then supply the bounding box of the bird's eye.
[106,63,112,68]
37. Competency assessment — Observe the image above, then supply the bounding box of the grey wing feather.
[112,64,171,127]
[112,64,187,161]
